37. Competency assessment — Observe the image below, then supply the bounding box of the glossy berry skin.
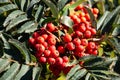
[90,28,96,35]
[78,24,86,32]
[63,33,72,42]
[84,30,92,38]
[57,46,65,54]
[63,56,69,63]
[47,37,56,45]
[46,23,55,32]
[36,36,45,44]
[35,44,45,52]
[55,57,63,65]
[44,50,51,57]
[87,42,96,49]
[73,38,81,46]
[81,39,88,46]
[39,56,46,63]
[41,34,48,40]
[48,45,56,53]
[48,58,56,65]
[66,42,75,50]
[28,38,35,46]
[51,50,59,58]
[76,45,84,52]
[32,32,39,38]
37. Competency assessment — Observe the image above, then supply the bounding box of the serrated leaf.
[8,39,31,64]
[35,4,44,22]
[97,11,110,30]
[61,16,73,28]
[32,66,42,80]
[66,64,81,80]
[0,58,11,73]
[101,6,120,34]
[85,7,97,28]
[42,0,59,18]
[14,64,29,80]
[0,62,20,80]
[93,74,111,80]
[85,73,91,80]
[70,69,87,80]
[17,21,35,33]
[6,14,28,31]
[3,10,25,27]
[57,0,69,11]
[0,4,17,15]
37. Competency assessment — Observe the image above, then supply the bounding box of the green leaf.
[112,25,120,36]
[107,37,120,54]
[17,21,35,33]
[93,74,111,80]
[0,4,17,15]
[14,64,30,80]
[66,64,81,80]
[3,10,25,27]
[35,4,44,22]
[98,47,104,56]
[0,58,11,73]
[8,39,31,64]
[85,73,91,80]
[70,69,87,80]
[79,55,96,62]
[0,62,20,80]
[6,14,28,31]
[101,6,120,34]
[42,0,59,18]
[20,0,30,11]
[85,7,97,28]
[0,0,10,4]
[97,11,110,30]
[60,16,73,28]
[32,66,42,80]
[57,0,69,11]
[25,24,38,33]
[27,0,40,17]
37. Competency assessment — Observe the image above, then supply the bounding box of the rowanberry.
[55,57,63,65]
[63,33,72,42]
[44,50,51,57]
[81,39,88,46]
[84,30,92,38]
[35,44,45,52]
[48,58,56,65]
[57,46,65,54]
[36,36,45,44]
[66,42,75,50]
[87,42,96,49]
[73,38,81,46]
[46,23,55,32]
[39,56,46,63]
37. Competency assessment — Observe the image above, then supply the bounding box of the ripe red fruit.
[55,57,63,65]
[73,38,81,46]
[90,28,96,35]
[51,50,59,58]
[92,50,98,55]
[36,36,45,44]
[57,46,65,53]
[46,23,55,32]
[44,50,51,57]
[48,58,56,65]
[63,56,69,63]
[41,34,48,40]
[80,16,86,23]
[63,33,72,42]
[76,45,85,52]
[47,37,56,45]
[48,45,56,53]
[28,38,35,46]
[42,41,48,48]
[75,5,83,11]
[81,39,88,46]
[32,32,39,38]
[66,42,75,50]
[39,56,46,63]
[87,42,96,49]
[75,31,83,37]
[84,30,92,38]
[92,8,99,14]
[78,24,86,32]
[85,13,90,21]
[35,44,45,52]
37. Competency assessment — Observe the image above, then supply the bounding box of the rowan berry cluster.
[28,4,99,76]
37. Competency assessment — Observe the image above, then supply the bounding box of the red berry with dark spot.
[81,39,88,46]
[57,46,65,54]
[36,36,45,44]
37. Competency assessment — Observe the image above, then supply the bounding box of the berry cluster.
[28,4,99,76]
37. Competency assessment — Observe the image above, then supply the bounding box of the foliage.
[0,0,120,80]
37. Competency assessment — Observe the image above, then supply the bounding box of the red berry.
[36,36,45,44]
[81,39,88,46]
[42,41,48,48]
[28,38,35,46]
[78,52,85,57]
[57,46,65,54]
[63,33,72,42]
[32,32,39,38]
[78,24,86,32]
[63,56,69,63]
[84,30,92,38]
[55,57,63,65]
[46,23,55,32]
[41,34,48,40]
[87,42,96,49]
[75,5,83,11]
[75,31,83,37]
[92,50,98,55]
[47,37,56,45]
[44,50,51,57]
[39,56,46,63]
[73,38,81,46]
[90,28,96,35]
[92,8,99,14]
[48,58,56,64]
[85,13,90,21]
[51,50,59,58]
[76,45,85,52]
[48,45,56,53]
[35,44,45,52]
[80,16,86,23]
[66,42,75,50]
